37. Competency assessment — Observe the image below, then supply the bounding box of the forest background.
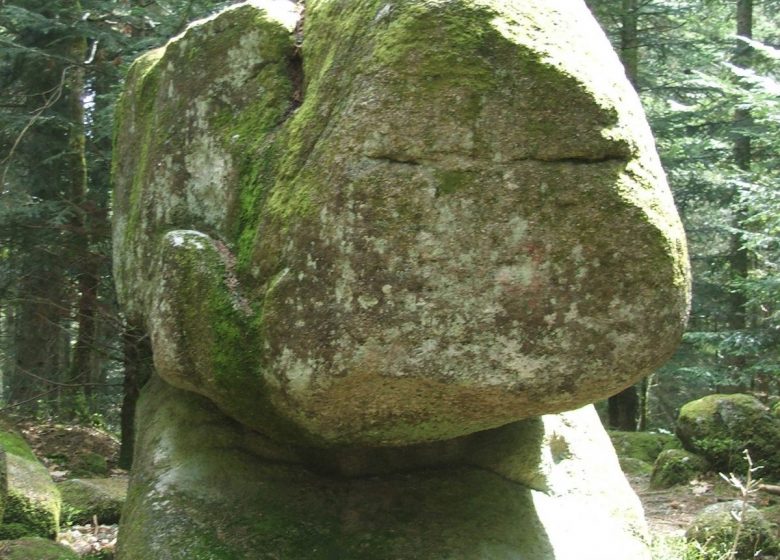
[0,0,778,465]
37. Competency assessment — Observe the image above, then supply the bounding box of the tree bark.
[608,387,639,431]
[607,0,642,431]
[725,0,752,382]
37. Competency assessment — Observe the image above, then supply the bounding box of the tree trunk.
[607,0,642,431]
[608,387,639,431]
[725,0,752,383]
[10,276,69,406]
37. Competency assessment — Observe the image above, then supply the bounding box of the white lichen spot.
[166,230,210,251]
[381,284,393,295]
[276,347,317,397]
[226,31,263,85]
[358,294,379,310]
[508,215,529,244]
[182,101,232,229]
[495,264,533,287]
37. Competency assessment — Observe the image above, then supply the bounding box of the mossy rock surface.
[760,504,780,532]
[59,477,128,525]
[609,430,681,464]
[112,0,690,448]
[116,375,651,560]
[3,454,60,539]
[650,449,709,489]
[0,537,78,560]
[686,501,779,559]
[619,457,654,476]
[0,431,37,463]
[676,394,780,480]
[70,453,108,478]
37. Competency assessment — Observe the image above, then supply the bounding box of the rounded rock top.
[112,0,690,447]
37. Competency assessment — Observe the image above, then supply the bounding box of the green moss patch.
[676,394,780,480]
[59,477,127,526]
[3,454,60,539]
[0,430,37,462]
[686,501,779,559]
[0,538,78,560]
[609,430,680,464]
[650,449,709,489]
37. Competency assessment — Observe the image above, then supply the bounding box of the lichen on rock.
[111,0,690,558]
[113,0,690,448]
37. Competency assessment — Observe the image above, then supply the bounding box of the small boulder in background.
[676,394,780,480]
[686,500,779,559]
[650,448,709,489]
[58,477,127,525]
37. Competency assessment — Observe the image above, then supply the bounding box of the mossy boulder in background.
[676,394,780,480]
[0,430,38,463]
[3,454,60,540]
[609,430,681,464]
[0,538,78,560]
[0,427,60,540]
[58,478,127,525]
[650,449,709,489]
[70,453,108,478]
[686,501,779,559]
[620,457,654,476]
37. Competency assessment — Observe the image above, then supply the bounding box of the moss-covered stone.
[71,453,108,477]
[58,478,127,525]
[609,430,681,464]
[762,504,780,529]
[650,449,709,489]
[117,376,650,560]
[113,0,689,448]
[0,523,33,540]
[620,457,654,476]
[676,394,780,479]
[0,427,59,539]
[111,0,686,557]
[686,501,779,559]
[0,538,78,560]
[4,454,60,540]
[0,431,37,463]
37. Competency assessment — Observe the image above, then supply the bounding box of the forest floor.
[629,473,729,538]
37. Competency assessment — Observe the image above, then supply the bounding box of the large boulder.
[117,376,650,560]
[112,0,689,558]
[676,394,780,479]
[650,448,709,489]
[113,0,690,448]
